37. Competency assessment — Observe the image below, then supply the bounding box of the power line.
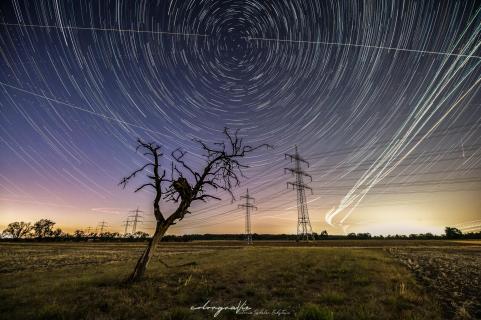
[312,166,481,185]
[184,140,481,221]
[170,159,481,226]
[309,144,481,173]
[308,123,481,159]
[312,176,481,190]
[169,208,241,230]
[167,166,481,230]
[167,184,481,231]
[160,168,481,231]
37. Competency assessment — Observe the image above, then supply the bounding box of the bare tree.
[120,128,270,282]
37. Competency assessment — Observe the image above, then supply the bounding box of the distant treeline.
[1,219,480,241]
[161,227,481,241]
[0,219,149,242]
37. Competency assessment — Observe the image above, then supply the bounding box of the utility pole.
[129,208,144,233]
[285,145,315,241]
[238,189,257,244]
[121,217,132,235]
[97,221,109,234]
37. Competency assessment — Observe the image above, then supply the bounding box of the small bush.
[297,304,334,320]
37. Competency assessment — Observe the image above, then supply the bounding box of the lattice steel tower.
[121,217,132,235]
[97,220,109,234]
[285,146,315,240]
[129,208,144,233]
[238,189,257,244]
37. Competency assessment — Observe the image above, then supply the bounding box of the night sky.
[1,0,481,236]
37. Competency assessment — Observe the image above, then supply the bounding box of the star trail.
[1,0,480,235]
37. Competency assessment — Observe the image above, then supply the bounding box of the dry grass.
[0,242,443,319]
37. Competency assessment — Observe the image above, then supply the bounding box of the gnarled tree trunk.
[128,221,169,282]
[121,130,269,282]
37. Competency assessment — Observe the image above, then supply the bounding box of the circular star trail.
[0,0,480,235]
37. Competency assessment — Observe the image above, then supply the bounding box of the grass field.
[0,240,477,320]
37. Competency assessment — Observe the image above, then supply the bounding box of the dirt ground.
[387,246,481,319]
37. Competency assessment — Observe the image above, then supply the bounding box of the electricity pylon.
[238,189,257,244]
[129,208,144,233]
[285,145,315,241]
[121,217,132,235]
[97,221,109,234]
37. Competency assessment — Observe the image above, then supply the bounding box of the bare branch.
[119,163,152,188]
[193,194,222,202]
[135,183,156,192]
[172,149,198,181]
[120,138,167,223]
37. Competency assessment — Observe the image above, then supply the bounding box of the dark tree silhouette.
[99,232,119,239]
[445,226,463,239]
[33,219,56,238]
[133,231,149,239]
[74,229,85,239]
[2,221,32,239]
[120,128,270,282]
[52,228,63,238]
